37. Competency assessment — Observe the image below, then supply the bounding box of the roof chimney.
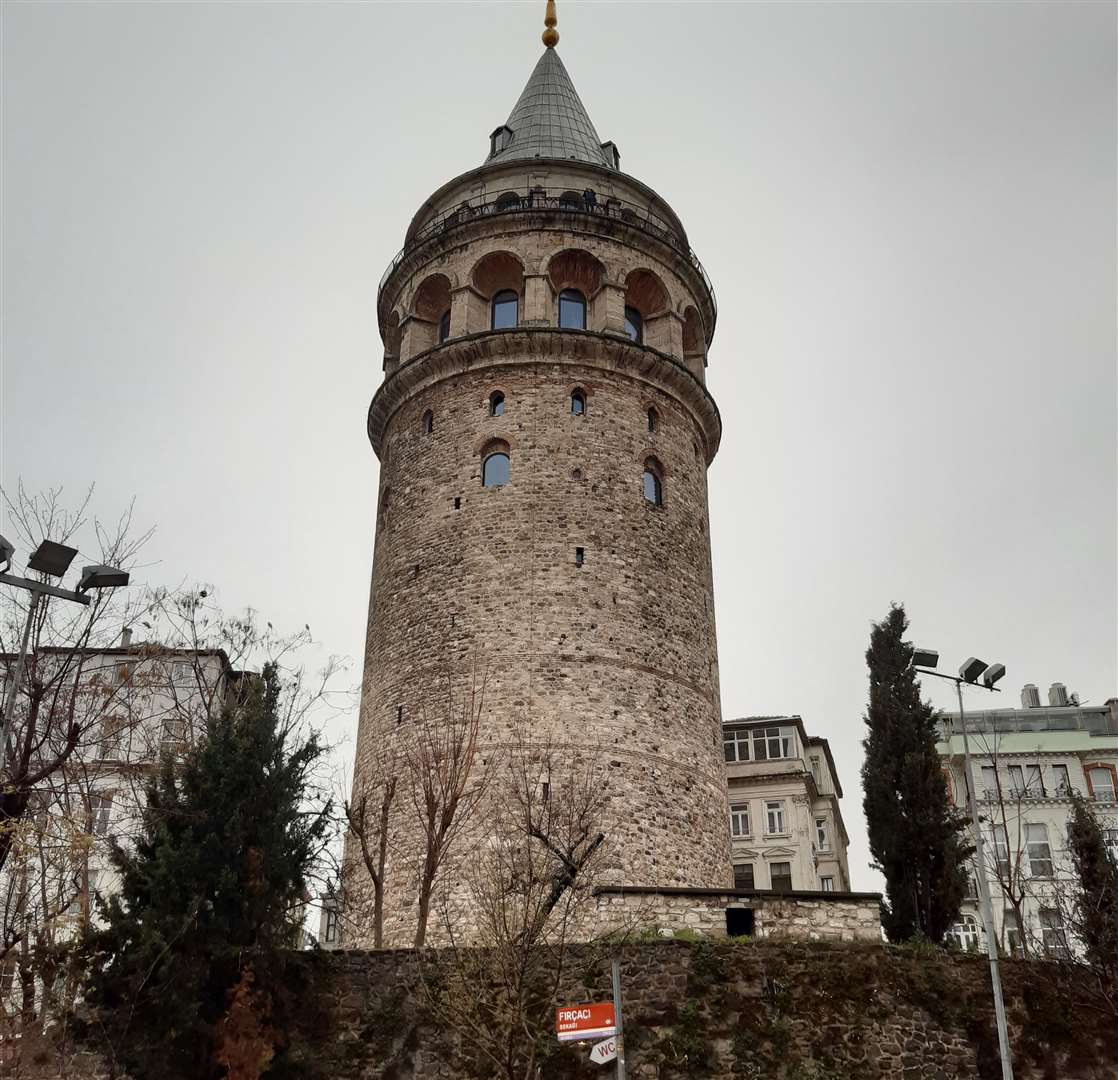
[120,627,133,649]
[1021,684,1041,708]
[1048,682,1068,707]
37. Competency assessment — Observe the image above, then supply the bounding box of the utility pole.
[611,957,625,1080]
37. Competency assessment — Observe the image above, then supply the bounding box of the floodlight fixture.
[982,663,1006,689]
[77,565,130,593]
[27,540,79,577]
[912,647,939,669]
[0,535,14,572]
[959,657,987,685]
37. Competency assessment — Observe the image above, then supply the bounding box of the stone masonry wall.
[24,942,1116,1080]
[592,887,883,943]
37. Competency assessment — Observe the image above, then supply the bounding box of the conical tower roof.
[484,47,616,170]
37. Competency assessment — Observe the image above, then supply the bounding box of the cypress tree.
[84,664,330,1079]
[861,604,971,942]
[1066,793,1118,983]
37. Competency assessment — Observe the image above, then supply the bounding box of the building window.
[815,817,830,852]
[1026,823,1054,878]
[1004,909,1025,956]
[324,907,338,944]
[1102,828,1118,862]
[730,803,751,838]
[100,715,126,758]
[558,289,587,330]
[489,390,505,416]
[981,766,998,797]
[752,726,792,761]
[820,876,835,892]
[1039,908,1070,958]
[1052,764,1071,796]
[990,825,1010,878]
[949,914,981,952]
[964,869,978,899]
[88,793,113,837]
[422,409,434,434]
[642,459,663,506]
[483,451,510,488]
[1087,765,1117,802]
[733,863,755,890]
[396,705,403,724]
[574,547,584,568]
[624,306,643,343]
[764,800,786,836]
[646,407,657,433]
[161,718,186,753]
[570,389,586,416]
[810,756,822,787]
[438,309,451,344]
[491,290,518,330]
[723,729,750,763]
[770,862,792,893]
[1009,764,1044,798]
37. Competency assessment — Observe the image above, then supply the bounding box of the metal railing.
[377,186,717,325]
[938,708,1118,737]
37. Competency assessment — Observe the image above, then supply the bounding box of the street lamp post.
[914,649,1014,1080]
[0,535,130,765]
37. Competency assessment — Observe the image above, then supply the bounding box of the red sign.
[556,1002,617,1042]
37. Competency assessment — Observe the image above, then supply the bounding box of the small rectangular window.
[396,705,404,725]
[733,863,755,890]
[810,757,822,786]
[820,876,835,892]
[453,497,461,510]
[770,862,793,893]
[575,547,584,567]
[764,800,786,835]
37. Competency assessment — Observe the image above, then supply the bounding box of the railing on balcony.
[377,186,717,326]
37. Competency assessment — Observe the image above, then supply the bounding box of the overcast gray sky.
[3,1,1115,890]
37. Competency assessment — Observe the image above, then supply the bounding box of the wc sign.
[555,1002,617,1042]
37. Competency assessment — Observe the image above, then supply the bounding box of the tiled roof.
[484,48,615,169]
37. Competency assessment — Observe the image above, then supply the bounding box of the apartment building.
[723,716,851,894]
[937,683,1118,957]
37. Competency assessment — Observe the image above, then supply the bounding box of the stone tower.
[348,8,730,947]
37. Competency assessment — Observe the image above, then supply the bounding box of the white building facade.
[938,683,1118,958]
[723,716,852,895]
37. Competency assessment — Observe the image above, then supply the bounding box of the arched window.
[647,407,657,433]
[949,914,981,952]
[558,289,587,330]
[489,391,505,417]
[438,310,451,344]
[422,409,433,434]
[482,449,510,487]
[570,389,586,416]
[643,459,663,506]
[491,289,518,330]
[624,306,643,344]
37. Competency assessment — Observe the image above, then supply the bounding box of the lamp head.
[912,647,939,669]
[982,663,1006,689]
[27,540,78,577]
[0,534,14,572]
[959,657,988,684]
[77,565,130,593]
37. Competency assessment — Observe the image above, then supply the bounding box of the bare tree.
[420,736,611,1080]
[407,661,490,948]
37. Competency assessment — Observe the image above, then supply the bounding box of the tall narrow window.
[624,306,643,343]
[422,409,433,434]
[642,459,663,506]
[1039,909,1069,958]
[491,289,518,330]
[570,388,586,415]
[815,817,830,852]
[558,289,587,329]
[733,863,755,890]
[646,407,657,433]
[1052,763,1071,795]
[764,800,786,835]
[483,451,510,488]
[981,766,998,797]
[1025,823,1053,878]
[438,309,451,344]
[88,793,113,837]
[1088,765,1116,802]
[730,803,751,838]
[489,391,505,416]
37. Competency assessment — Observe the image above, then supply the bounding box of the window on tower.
[642,458,663,506]
[489,391,505,416]
[647,407,658,433]
[438,310,451,344]
[624,306,643,344]
[491,290,518,330]
[558,289,587,330]
[422,409,433,434]
[482,440,510,488]
[570,388,586,416]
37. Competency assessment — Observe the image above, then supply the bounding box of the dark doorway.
[726,907,754,939]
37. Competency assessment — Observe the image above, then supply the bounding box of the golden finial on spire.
[542,0,559,48]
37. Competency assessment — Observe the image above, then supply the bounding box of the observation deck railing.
[377,186,717,327]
